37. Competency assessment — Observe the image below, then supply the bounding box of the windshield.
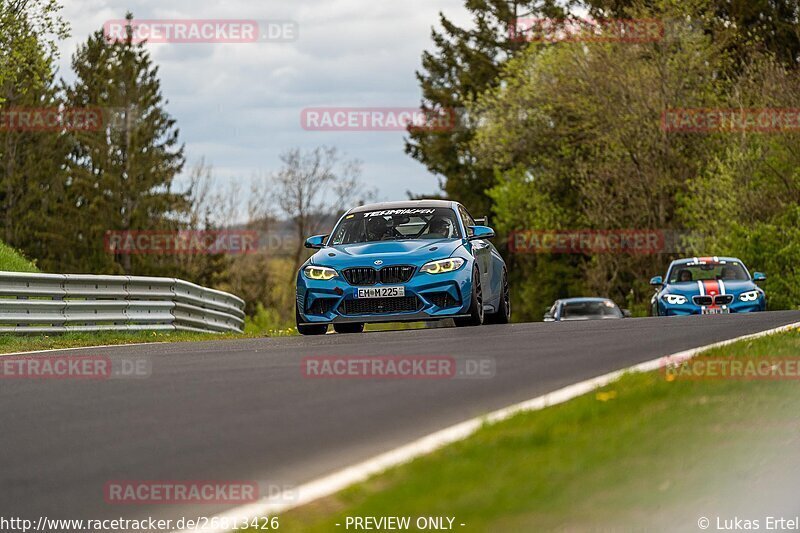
[668,261,749,283]
[561,300,622,319]
[329,208,461,245]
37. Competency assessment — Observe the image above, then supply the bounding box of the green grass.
[258,327,800,532]
[0,327,299,355]
[0,240,38,272]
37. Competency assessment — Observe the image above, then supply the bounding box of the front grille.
[380,265,415,284]
[426,292,459,308]
[307,298,337,315]
[341,296,420,315]
[342,265,415,286]
[343,267,378,286]
[715,294,733,305]
[693,295,713,306]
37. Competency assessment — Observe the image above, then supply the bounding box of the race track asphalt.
[1,311,798,525]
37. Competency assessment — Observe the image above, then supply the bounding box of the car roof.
[559,297,615,304]
[347,199,457,213]
[670,256,741,266]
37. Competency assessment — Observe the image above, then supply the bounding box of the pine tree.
[63,13,188,274]
[405,0,569,216]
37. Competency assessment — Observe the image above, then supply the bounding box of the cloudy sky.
[56,1,473,213]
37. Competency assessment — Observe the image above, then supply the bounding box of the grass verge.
[0,327,298,355]
[0,240,39,273]
[257,327,800,532]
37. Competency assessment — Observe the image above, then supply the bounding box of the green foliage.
[0,1,72,263]
[0,0,69,104]
[467,0,800,319]
[405,0,570,215]
[57,14,188,275]
[0,239,38,272]
[245,303,296,335]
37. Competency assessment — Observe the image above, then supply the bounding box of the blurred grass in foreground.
[0,241,39,273]
[261,327,800,532]
[0,327,298,355]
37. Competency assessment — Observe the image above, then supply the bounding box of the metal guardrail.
[0,272,246,334]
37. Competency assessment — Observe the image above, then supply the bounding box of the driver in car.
[366,216,393,241]
[426,216,452,238]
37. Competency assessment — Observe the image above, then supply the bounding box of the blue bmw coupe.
[295,200,510,334]
[650,256,767,316]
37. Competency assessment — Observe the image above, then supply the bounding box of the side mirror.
[622,309,632,318]
[753,272,766,282]
[304,235,328,249]
[543,313,555,322]
[468,225,495,241]
[649,276,663,286]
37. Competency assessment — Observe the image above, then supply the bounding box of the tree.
[0,0,69,105]
[586,0,800,68]
[271,146,374,272]
[61,13,188,275]
[406,0,569,216]
[0,0,70,268]
[470,0,737,318]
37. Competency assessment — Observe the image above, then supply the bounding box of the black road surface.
[1,311,799,525]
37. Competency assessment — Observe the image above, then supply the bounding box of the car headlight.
[663,294,687,305]
[420,258,465,274]
[740,290,760,302]
[303,265,337,280]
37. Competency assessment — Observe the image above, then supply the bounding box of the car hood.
[664,280,758,296]
[310,238,465,268]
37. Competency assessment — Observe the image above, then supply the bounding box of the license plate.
[702,308,730,315]
[356,286,405,298]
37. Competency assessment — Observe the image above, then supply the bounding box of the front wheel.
[454,267,484,327]
[485,269,511,324]
[333,322,365,334]
[296,304,328,335]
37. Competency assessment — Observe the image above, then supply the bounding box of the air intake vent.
[343,265,415,286]
[693,295,713,306]
[341,296,420,315]
[343,267,378,286]
[380,266,414,284]
[714,294,733,305]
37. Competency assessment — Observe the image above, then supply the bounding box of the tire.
[454,267,484,327]
[485,269,511,324]
[333,322,365,334]
[296,304,328,335]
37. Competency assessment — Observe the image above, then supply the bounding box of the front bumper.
[657,297,766,316]
[296,265,474,324]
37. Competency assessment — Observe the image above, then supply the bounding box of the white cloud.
[56,0,472,205]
